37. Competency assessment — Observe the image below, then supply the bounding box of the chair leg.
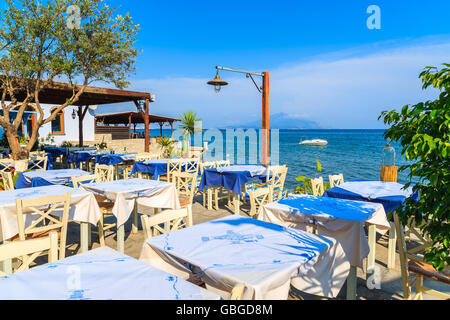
[207,188,213,211]
[415,275,423,300]
[346,265,357,300]
[387,221,397,269]
[214,188,219,210]
[132,203,139,234]
[97,216,106,247]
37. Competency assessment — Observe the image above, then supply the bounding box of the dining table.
[0,246,220,300]
[139,215,350,300]
[80,178,180,253]
[0,185,102,274]
[130,158,199,180]
[14,168,92,189]
[324,180,418,269]
[198,165,268,214]
[258,194,391,300]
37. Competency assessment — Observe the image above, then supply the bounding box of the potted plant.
[178,111,202,157]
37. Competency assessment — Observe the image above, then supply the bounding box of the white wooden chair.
[94,164,115,182]
[199,161,216,207]
[140,205,193,239]
[329,174,344,188]
[0,158,15,173]
[311,177,325,196]
[248,186,273,218]
[0,171,14,190]
[184,159,200,175]
[159,159,183,183]
[135,153,160,161]
[0,232,59,276]
[123,166,137,179]
[71,174,115,247]
[266,165,288,201]
[28,156,48,171]
[173,171,198,208]
[394,214,450,300]
[211,160,232,210]
[230,284,245,300]
[14,192,71,259]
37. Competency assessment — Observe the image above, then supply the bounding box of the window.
[51,108,65,134]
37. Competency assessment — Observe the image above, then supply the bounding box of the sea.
[145,128,413,192]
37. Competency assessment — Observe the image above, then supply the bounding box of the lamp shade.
[207,71,228,92]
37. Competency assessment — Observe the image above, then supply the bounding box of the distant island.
[221,112,326,129]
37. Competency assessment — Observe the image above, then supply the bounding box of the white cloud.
[99,38,450,129]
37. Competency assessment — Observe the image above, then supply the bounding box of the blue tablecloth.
[15,169,92,189]
[0,247,219,300]
[324,180,419,214]
[131,160,168,179]
[66,150,97,166]
[43,147,67,158]
[198,165,267,195]
[95,153,136,166]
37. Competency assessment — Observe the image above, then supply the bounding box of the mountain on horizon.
[223,112,326,129]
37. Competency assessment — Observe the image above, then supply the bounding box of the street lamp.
[207,66,270,166]
[71,109,77,120]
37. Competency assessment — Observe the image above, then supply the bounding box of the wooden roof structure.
[95,111,177,125]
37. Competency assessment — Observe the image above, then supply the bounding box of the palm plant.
[158,136,174,158]
[178,111,202,154]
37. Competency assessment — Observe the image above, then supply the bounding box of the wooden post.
[380,165,398,182]
[159,122,163,137]
[144,99,150,152]
[261,72,270,166]
[78,106,89,147]
[128,114,132,139]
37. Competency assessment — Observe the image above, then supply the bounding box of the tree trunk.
[5,128,29,160]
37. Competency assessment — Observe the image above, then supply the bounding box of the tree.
[0,0,139,160]
[379,63,449,271]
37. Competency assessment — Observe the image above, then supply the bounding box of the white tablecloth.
[337,181,413,200]
[80,179,180,227]
[216,165,267,176]
[20,169,91,186]
[0,185,102,241]
[258,195,390,267]
[139,215,350,299]
[0,247,220,300]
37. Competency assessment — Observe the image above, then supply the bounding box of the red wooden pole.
[262,72,270,166]
[144,99,150,152]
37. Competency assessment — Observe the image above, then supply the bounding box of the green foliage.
[158,137,175,158]
[178,111,202,136]
[61,141,74,147]
[379,63,450,271]
[94,141,107,150]
[39,133,55,146]
[294,158,331,194]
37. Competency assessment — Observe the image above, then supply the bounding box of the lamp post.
[207,66,270,166]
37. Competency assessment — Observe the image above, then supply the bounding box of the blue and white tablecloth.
[140,215,350,299]
[15,169,92,189]
[80,179,180,227]
[131,159,199,180]
[43,147,67,159]
[323,180,418,214]
[259,195,390,267]
[66,150,97,167]
[198,165,268,195]
[0,185,102,241]
[0,247,220,300]
[95,153,136,166]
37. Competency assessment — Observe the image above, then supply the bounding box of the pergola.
[94,111,178,139]
[1,80,154,151]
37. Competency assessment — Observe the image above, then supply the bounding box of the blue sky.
[7,0,450,128]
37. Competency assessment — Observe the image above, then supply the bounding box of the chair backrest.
[267,165,288,196]
[0,158,15,173]
[173,171,198,205]
[248,186,273,217]
[28,156,48,171]
[140,205,193,239]
[0,171,14,190]
[135,153,160,161]
[184,159,200,175]
[329,174,344,188]
[200,161,216,175]
[16,192,71,259]
[94,164,114,182]
[71,174,98,188]
[311,177,325,196]
[393,214,449,299]
[0,232,59,276]
[230,283,245,300]
[215,160,230,168]
[167,159,183,182]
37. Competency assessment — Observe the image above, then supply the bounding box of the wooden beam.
[261,72,270,166]
[144,99,150,152]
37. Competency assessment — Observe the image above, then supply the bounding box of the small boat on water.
[299,139,328,146]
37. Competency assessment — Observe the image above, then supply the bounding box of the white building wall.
[38,104,95,145]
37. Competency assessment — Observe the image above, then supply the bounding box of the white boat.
[299,139,328,146]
